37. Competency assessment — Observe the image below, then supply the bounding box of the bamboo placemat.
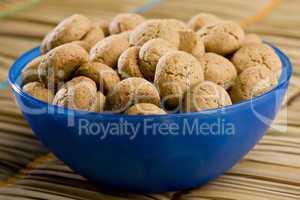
[0,0,299,199]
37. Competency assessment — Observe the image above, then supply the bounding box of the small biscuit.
[230,65,278,103]
[139,38,176,81]
[72,25,105,51]
[75,62,120,94]
[197,21,245,55]
[23,82,54,103]
[53,76,97,111]
[183,81,232,112]
[154,51,204,108]
[231,43,281,74]
[106,77,160,113]
[179,29,205,60]
[109,13,146,34]
[41,14,91,53]
[38,43,89,89]
[21,55,45,85]
[126,103,166,115]
[117,46,143,79]
[200,53,237,89]
[129,19,182,48]
[90,31,130,68]
[188,13,221,31]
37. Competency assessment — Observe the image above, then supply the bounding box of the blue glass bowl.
[8,45,292,193]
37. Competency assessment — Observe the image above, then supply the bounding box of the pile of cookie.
[21,13,281,115]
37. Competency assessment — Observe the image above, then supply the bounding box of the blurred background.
[0,0,299,199]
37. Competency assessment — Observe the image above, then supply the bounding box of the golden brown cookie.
[129,19,183,48]
[40,14,91,53]
[231,43,281,74]
[38,43,89,90]
[154,51,204,108]
[117,46,143,79]
[90,31,130,68]
[179,29,205,60]
[72,25,105,51]
[139,38,176,81]
[53,76,97,111]
[197,21,245,55]
[109,13,146,34]
[126,103,166,115]
[230,65,278,103]
[21,55,45,85]
[23,82,54,103]
[183,81,232,112]
[200,53,237,89]
[106,77,160,113]
[75,62,120,94]
[188,13,221,31]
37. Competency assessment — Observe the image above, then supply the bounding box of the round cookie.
[90,31,130,68]
[23,82,54,103]
[117,46,143,79]
[73,25,105,51]
[126,103,166,115]
[139,38,176,81]
[38,43,89,90]
[154,51,204,108]
[109,13,146,34]
[197,21,245,55]
[179,29,205,60]
[106,77,160,113]
[230,65,278,103]
[200,53,237,89]
[183,81,232,112]
[129,19,182,48]
[75,62,120,94]
[53,76,97,111]
[21,55,45,85]
[231,43,281,74]
[40,14,91,53]
[188,13,221,31]
[243,33,262,46]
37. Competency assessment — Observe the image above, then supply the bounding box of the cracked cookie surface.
[154,51,204,108]
[118,46,144,79]
[188,13,221,31]
[53,76,97,111]
[230,65,278,102]
[139,38,176,81]
[38,43,89,90]
[41,14,91,53]
[197,21,245,55]
[23,81,54,103]
[200,53,237,89]
[106,77,160,113]
[75,62,120,94]
[183,81,232,112]
[90,31,130,68]
[231,43,281,74]
[109,13,146,34]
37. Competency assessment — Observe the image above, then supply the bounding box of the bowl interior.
[8,44,292,118]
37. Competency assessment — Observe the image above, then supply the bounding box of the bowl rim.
[8,44,293,118]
